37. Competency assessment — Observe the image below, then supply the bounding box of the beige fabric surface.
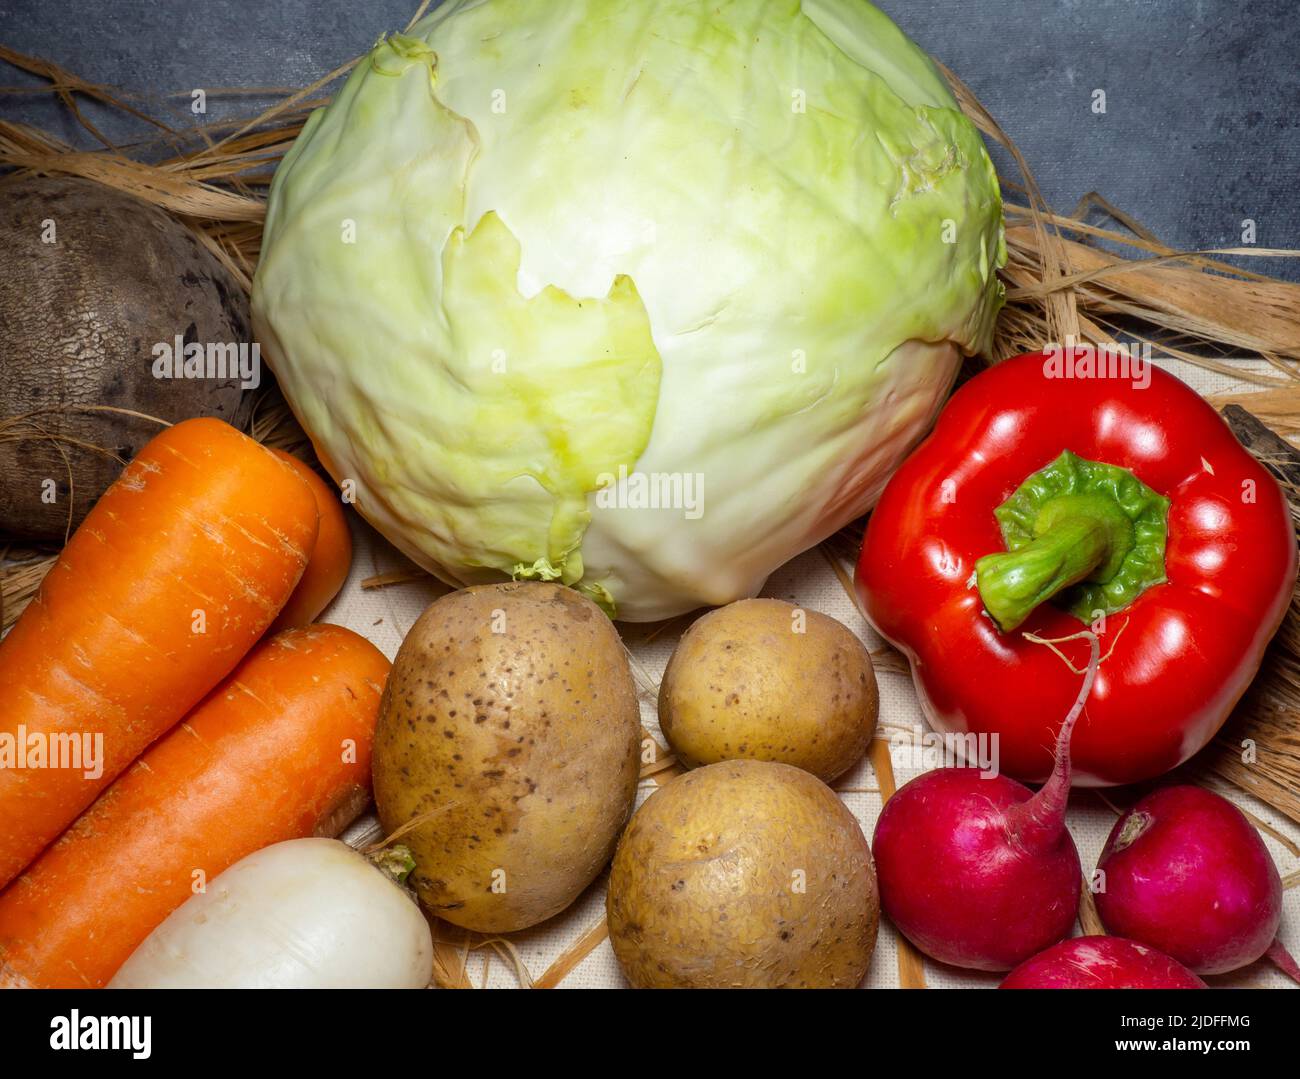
[327,356,1300,988]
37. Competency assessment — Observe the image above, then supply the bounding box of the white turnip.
[1000,936,1206,989]
[872,633,1098,971]
[109,838,434,989]
[1095,785,1300,982]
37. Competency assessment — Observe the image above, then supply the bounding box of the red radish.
[1095,785,1300,982]
[872,633,1099,971]
[1000,936,1206,989]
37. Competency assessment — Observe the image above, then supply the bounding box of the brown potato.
[607,759,878,988]
[372,582,641,933]
[659,598,877,781]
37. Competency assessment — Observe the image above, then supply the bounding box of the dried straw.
[4,27,1300,987]
[868,738,927,988]
[1198,589,1300,822]
[534,915,611,989]
[1078,885,1106,937]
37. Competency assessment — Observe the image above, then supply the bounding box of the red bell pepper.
[856,349,1297,786]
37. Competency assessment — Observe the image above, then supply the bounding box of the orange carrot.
[267,449,353,633]
[0,624,388,989]
[0,418,319,889]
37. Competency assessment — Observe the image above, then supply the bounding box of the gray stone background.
[1,0,1296,278]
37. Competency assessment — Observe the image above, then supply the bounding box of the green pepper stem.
[975,493,1133,632]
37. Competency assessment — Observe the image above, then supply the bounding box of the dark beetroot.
[1000,936,1206,989]
[1096,785,1299,980]
[872,634,1099,971]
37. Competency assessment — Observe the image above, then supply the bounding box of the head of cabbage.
[253,0,1004,621]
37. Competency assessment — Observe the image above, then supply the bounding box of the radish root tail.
[1008,630,1101,848]
[1266,937,1300,985]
